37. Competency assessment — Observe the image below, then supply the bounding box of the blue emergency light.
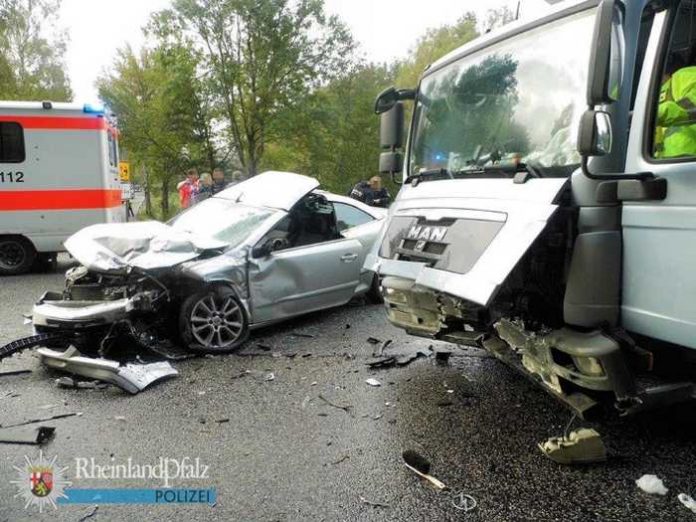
[83,103,105,115]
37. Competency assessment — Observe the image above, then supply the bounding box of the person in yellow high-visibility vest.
[655,55,696,158]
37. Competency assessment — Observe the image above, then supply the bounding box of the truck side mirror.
[380,102,404,149]
[379,102,404,176]
[577,110,613,156]
[379,151,403,174]
[586,0,624,106]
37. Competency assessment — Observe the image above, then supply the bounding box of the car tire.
[179,286,249,354]
[0,236,36,276]
[366,274,384,304]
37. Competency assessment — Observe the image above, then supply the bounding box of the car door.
[248,236,363,324]
[623,4,696,349]
[333,201,384,293]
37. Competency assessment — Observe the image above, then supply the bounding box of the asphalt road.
[1,256,696,521]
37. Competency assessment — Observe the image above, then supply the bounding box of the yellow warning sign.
[119,161,131,182]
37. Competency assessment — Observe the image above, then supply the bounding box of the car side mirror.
[252,238,286,258]
[577,110,613,156]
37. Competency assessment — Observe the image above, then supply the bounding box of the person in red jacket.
[177,168,199,209]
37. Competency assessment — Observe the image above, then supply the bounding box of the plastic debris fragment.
[636,474,668,496]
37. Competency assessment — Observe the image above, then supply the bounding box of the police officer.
[349,176,391,208]
[655,54,696,158]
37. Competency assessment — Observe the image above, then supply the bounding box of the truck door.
[624,2,696,349]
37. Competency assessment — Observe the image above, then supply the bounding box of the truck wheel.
[179,286,249,354]
[0,236,36,276]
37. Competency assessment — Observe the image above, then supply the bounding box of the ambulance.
[0,101,126,275]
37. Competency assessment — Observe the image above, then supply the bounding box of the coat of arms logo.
[11,451,72,511]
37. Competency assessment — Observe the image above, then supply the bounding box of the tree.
[263,63,395,194]
[396,13,479,89]
[98,44,206,218]
[156,0,356,176]
[0,0,72,101]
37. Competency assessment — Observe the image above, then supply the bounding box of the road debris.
[636,474,668,495]
[366,337,381,345]
[0,425,55,445]
[538,428,607,465]
[434,350,452,363]
[366,357,396,369]
[332,454,350,465]
[372,339,392,357]
[77,505,99,522]
[56,376,77,388]
[3,412,82,428]
[292,331,315,338]
[402,450,447,490]
[38,347,178,394]
[678,493,696,513]
[0,368,32,377]
[365,378,381,387]
[452,491,477,512]
[359,496,390,508]
[115,416,126,421]
[264,372,275,382]
[318,394,352,414]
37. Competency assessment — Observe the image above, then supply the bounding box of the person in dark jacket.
[211,168,229,194]
[349,176,391,207]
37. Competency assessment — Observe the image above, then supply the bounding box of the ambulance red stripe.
[0,189,122,210]
[0,115,107,130]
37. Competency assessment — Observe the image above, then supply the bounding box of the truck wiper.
[407,163,543,185]
[406,168,454,184]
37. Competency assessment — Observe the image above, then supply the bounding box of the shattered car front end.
[30,219,249,358]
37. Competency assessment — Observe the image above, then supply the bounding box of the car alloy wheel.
[179,286,249,353]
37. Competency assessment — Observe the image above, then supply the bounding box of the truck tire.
[0,236,36,276]
[179,286,249,354]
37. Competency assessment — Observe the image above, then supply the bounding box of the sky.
[59,0,554,104]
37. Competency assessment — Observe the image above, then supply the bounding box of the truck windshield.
[409,10,595,178]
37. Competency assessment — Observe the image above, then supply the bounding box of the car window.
[334,202,373,232]
[0,122,25,163]
[258,194,341,252]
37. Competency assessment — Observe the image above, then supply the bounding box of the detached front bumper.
[32,291,156,330]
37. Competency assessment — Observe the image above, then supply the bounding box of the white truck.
[369,0,696,416]
[0,101,126,275]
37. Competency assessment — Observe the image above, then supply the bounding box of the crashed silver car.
[32,172,386,354]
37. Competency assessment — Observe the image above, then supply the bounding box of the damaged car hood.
[65,221,228,273]
[368,177,569,307]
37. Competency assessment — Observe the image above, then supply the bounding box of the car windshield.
[409,9,595,178]
[170,198,275,248]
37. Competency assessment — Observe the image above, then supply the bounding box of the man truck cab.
[0,102,125,275]
[368,0,696,416]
